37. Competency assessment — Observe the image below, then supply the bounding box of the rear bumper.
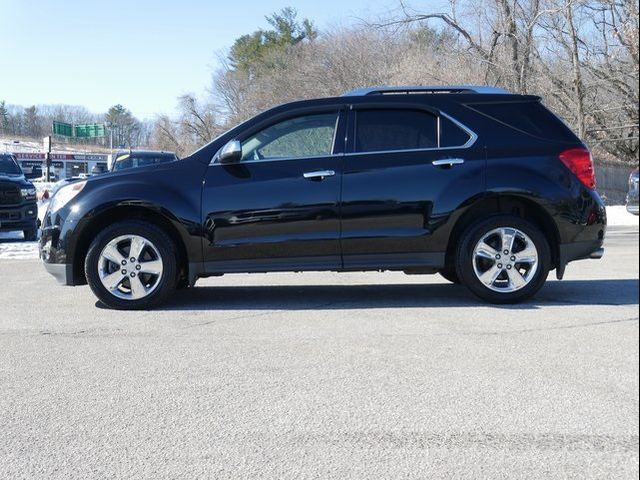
[556,239,605,279]
[588,247,605,259]
[560,240,605,262]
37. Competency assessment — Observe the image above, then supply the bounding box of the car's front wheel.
[455,216,551,304]
[85,220,178,310]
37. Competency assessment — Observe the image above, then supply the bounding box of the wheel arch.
[445,194,560,270]
[71,205,190,286]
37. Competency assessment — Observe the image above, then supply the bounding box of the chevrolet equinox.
[40,86,607,309]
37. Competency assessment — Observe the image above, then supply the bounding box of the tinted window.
[468,101,579,142]
[0,155,21,175]
[355,109,437,153]
[113,156,133,171]
[113,154,176,171]
[241,113,338,161]
[440,116,472,147]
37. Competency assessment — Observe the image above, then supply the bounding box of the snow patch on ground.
[607,206,639,226]
[0,235,39,260]
[33,181,57,195]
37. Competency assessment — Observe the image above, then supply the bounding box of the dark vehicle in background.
[0,153,38,241]
[40,85,606,309]
[22,165,43,180]
[91,164,107,176]
[110,150,178,172]
[627,168,639,215]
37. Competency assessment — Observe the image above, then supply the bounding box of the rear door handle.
[432,158,465,168]
[303,170,336,180]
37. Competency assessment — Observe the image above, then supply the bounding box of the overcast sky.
[0,0,412,119]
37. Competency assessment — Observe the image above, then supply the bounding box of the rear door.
[201,108,346,272]
[340,104,485,270]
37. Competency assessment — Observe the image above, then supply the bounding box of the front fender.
[45,160,206,269]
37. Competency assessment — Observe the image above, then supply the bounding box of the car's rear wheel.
[85,220,178,310]
[455,215,551,304]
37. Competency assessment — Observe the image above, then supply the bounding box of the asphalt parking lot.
[1,227,638,479]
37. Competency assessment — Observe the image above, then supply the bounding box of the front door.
[201,109,345,273]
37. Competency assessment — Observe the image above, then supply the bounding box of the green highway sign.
[75,123,106,138]
[53,121,73,137]
[52,121,106,138]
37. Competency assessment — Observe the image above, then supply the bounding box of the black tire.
[85,220,178,310]
[455,215,551,304]
[23,228,37,242]
[439,267,460,284]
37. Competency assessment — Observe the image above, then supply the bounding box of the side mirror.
[217,140,242,164]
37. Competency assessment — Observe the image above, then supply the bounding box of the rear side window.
[467,101,579,142]
[355,109,438,153]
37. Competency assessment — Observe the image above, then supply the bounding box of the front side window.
[355,109,438,153]
[241,113,338,162]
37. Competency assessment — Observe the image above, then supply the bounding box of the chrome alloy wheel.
[472,227,539,293]
[97,235,164,301]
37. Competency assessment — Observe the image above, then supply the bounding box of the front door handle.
[303,170,336,180]
[432,158,465,168]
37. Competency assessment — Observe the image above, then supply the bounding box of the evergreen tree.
[0,100,10,135]
[105,104,140,148]
[228,7,316,73]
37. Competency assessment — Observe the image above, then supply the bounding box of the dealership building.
[13,152,109,179]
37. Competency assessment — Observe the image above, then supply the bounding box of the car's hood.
[82,156,192,189]
[0,173,32,186]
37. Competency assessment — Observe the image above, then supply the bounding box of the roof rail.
[342,85,510,96]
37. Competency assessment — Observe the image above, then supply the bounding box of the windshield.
[0,155,22,175]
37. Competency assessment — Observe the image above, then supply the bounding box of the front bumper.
[0,202,38,231]
[40,201,84,285]
[43,262,75,285]
[40,220,74,284]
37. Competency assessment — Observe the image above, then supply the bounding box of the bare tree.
[366,0,638,164]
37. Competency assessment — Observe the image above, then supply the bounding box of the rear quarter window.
[440,116,472,148]
[466,101,579,143]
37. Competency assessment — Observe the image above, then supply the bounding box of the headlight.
[21,187,37,198]
[49,181,87,214]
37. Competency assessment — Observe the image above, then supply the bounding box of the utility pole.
[43,135,52,182]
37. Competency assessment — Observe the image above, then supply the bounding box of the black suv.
[0,153,38,241]
[40,86,606,309]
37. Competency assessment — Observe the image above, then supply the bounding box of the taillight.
[559,147,596,189]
